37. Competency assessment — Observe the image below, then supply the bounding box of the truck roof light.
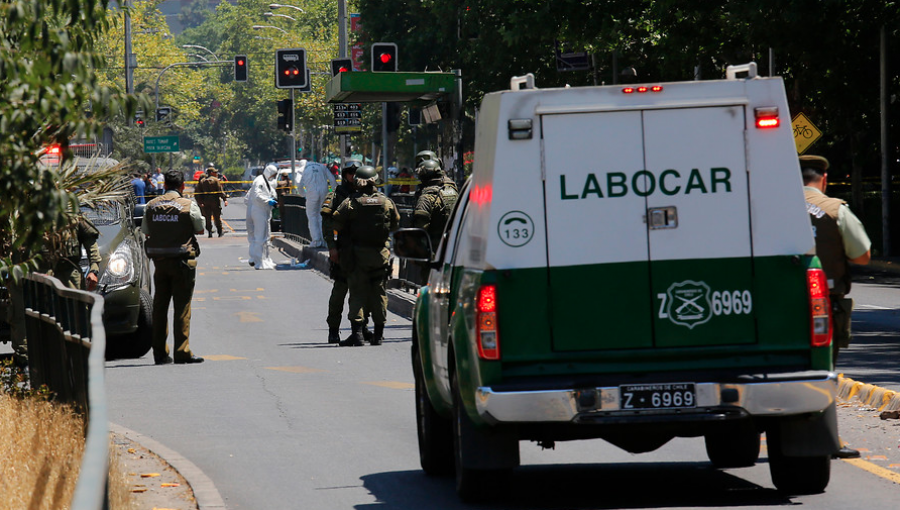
[651,85,663,92]
[622,87,635,94]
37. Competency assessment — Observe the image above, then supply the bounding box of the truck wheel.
[451,372,516,503]
[705,421,760,468]
[769,452,830,495]
[106,290,153,360]
[414,352,453,476]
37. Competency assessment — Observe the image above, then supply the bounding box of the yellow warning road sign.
[791,113,823,155]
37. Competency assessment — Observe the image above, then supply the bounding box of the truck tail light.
[754,107,779,129]
[476,284,500,360]
[807,268,832,347]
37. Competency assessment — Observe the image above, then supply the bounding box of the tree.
[1,0,144,281]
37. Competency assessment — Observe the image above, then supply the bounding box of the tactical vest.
[419,181,458,241]
[144,193,200,259]
[350,191,392,248]
[62,217,99,260]
[805,188,850,295]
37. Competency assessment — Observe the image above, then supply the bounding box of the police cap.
[799,155,829,175]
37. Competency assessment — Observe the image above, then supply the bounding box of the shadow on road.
[840,307,900,389]
[355,462,792,509]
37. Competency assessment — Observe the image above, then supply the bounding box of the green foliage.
[0,0,144,284]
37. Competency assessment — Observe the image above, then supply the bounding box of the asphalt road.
[17,196,900,508]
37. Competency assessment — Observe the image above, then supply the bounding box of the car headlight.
[99,239,137,290]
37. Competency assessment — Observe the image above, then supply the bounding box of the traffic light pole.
[290,88,297,180]
[338,0,348,169]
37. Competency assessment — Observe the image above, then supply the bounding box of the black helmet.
[342,160,362,177]
[415,150,440,169]
[355,165,378,187]
[416,159,442,182]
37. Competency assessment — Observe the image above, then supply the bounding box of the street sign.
[275,48,308,89]
[791,113,823,155]
[143,135,179,153]
[334,103,362,133]
[555,41,590,72]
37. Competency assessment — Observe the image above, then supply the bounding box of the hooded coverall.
[246,166,278,269]
[299,162,337,248]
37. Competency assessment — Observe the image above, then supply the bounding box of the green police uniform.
[321,181,355,331]
[413,176,458,251]
[50,216,102,290]
[195,173,226,236]
[142,190,204,363]
[331,186,400,346]
[804,186,871,362]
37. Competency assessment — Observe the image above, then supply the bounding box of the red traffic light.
[339,66,349,73]
[380,53,392,64]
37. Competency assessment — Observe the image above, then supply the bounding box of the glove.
[268,199,277,207]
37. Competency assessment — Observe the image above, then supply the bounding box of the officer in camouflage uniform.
[331,165,400,346]
[321,161,373,344]
[142,170,206,365]
[801,155,871,365]
[195,164,228,238]
[48,215,102,291]
[413,158,458,253]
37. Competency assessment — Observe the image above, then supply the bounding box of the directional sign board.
[791,113,823,155]
[334,103,362,134]
[143,135,179,153]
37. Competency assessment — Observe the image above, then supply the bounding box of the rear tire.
[705,421,760,468]
[451,371,515,503]
[769,452,830,495]
[106,289,153,360]
[414,351,453,475]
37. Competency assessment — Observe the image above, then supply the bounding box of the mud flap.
[770,402,840,457]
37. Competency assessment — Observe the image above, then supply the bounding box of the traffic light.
[134,111,145,128]
[234,55,248,82]
[277,99,293,132]
[275,48,307,89]
[408,107,422,126]
[370,43,397,72]
[331,58,353,77]
[386,103,401,132]
[156,106,172,123]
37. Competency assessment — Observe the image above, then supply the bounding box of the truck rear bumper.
[475,371,837,423]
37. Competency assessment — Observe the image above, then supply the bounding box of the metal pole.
[769,47,774,76]
[382,102,389,186]
[880,25,890,256]
[290,88,297,180]
[338,0,348,170]
[124,0,134,94]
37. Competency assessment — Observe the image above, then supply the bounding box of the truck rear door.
[542,105,756,351]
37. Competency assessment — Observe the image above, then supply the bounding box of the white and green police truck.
[393,62,838,502]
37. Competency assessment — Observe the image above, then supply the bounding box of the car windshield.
[80,203,122,227]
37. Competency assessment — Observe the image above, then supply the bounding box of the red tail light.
[754,107,779,129]
[476,284,500,360]
[807,268,832,347]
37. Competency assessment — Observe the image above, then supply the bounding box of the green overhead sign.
[325,71,457,104]
[143,135,180,153]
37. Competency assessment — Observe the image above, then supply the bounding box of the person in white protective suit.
[298,161,337,248]
[246,164,279,269]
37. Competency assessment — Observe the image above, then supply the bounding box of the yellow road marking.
[194,297,205,302]
[265,366,327,374]
[842,458,900,484]
[231,288,265,292]
[213,296,251,301]
[235,311,262,322]
[223,218,234,232]
[194,289,219,294]
[363,381,415,390]
[202,355,247,361]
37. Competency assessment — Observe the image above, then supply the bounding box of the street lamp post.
[269,3,303,12]
[252,25,288,34]
[264,12,297,21]
[182,44,219,61]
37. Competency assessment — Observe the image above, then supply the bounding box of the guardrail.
[23,273,108,510]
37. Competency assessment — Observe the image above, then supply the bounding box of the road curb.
[109,422,227,510]
[837,374,900,412]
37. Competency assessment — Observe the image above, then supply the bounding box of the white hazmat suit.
[298,162,337,248]
[246,164,278,269]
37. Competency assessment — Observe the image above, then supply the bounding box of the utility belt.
[146,245,198,260]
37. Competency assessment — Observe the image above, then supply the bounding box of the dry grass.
[0,392,84,509]
[107,438,136,510]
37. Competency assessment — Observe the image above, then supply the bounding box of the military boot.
[362,323,374,342]
[327,328,340,344]
[339,323,365,347]
[369,324,384,346]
